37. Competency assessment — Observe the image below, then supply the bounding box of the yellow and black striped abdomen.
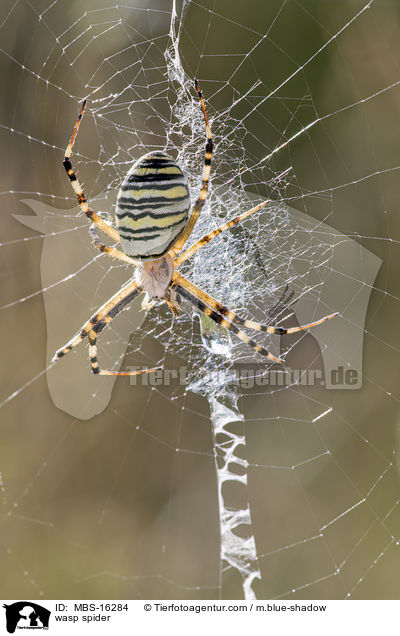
[115,152,191,260]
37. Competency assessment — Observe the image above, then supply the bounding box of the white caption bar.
[0,599,397,635]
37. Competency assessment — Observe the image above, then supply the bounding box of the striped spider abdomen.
[115,151,191,260]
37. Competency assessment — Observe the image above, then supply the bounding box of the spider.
[53,80,337,376]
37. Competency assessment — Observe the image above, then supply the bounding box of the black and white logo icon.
[3,602,50,633]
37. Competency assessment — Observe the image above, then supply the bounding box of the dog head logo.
[3,602,50,633]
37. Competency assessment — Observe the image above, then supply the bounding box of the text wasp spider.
[54,80,337,375]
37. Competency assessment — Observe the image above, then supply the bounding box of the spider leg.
[86,330,160,376]
[53,280,149,371]
[164,297,181,317]
[55,282,159,376]
[173,272,338,335]
[174,200,270,267]
[172,281,282,363]
[63,99,121,244]
[169,286,183,315]
[89,225,138,266]
[170,79,213,256]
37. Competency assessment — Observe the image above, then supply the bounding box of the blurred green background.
[1,0,400,600]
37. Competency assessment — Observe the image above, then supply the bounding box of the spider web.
[1,0,400,601]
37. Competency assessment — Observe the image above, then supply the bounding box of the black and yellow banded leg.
[63,99,121,244]
[173,272,338,335]
[87,329,160,376]
[164,297,181,317]
[173,283,282,363]
[174,200,271,267]
[170,79,213,256]
[52,280,143,361]
[88,225,138,266]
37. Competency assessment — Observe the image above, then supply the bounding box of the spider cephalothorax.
[54,80,337,376]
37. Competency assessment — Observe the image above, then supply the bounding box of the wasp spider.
[54,80,337,376]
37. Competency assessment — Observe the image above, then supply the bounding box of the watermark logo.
[3,602,51,633]
[125,365,359,388]
[14,197,382,417]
